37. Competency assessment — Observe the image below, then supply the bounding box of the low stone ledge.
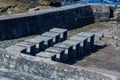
[0,48,120,80]
[0,68,50,80]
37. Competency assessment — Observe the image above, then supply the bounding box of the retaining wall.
[0,4,94,40]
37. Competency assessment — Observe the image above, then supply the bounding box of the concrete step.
[54,43,73,60]
[41,31,61,44]
[36,51,56,61]
[45,47,65,62]
[49,28,67,42]
[5,45,27,53]
[16,41,36,56]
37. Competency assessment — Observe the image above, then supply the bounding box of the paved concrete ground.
[74,47,120,77]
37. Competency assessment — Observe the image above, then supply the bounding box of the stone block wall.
[0,48,119,80]
[0,68,50,80]
[0,4,94,40]
[91,4,111,22]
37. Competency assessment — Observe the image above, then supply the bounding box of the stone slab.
[16,41,36,55]
[35,35,53,42]
[25,37,44,44]
[69,35,88,42]
[45,47,64,53]
[62,40,80,59]
[76,32,95,51]
[25,38,44,52]
[54,43,73,60]
[62,40,80,46]
[76,32,95,38]
[54,43,72,49]
[45,47,65,62]
[36,35,53,49]
[69,35,87,53]
[16,41,36,47]
[36,51,56,61]
[41,31,60,38]
[41,31,60,43]
[49,28,67,41]
[5,45,27,53]
[49,28,67,33]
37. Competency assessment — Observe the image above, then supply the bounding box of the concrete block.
[16,41,36,56]
[76,32,95,51]
[35,35,53,49]
[54,43,72,60]
[5,45,27,53]
[45,47,65,62]
[36,51,56,61]
[25,38,44,52]
[62,40,80,59]
[49,28,67,42]
[41,31,60,44]
[69,35,87,54]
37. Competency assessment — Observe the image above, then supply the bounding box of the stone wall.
[0,68,50,80]
[0,48,119,80]
[0,4,94,40]
[91,4,115,22]
[91,5,110,22]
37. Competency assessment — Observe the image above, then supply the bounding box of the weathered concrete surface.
[36,51,56,61]
[41,31,60,44]
[54,43,73,60]
[5,45,27,53]
[45,47,65,62]
[74,48,120,78]
[0,68,50,80]
[0,48,119,80]
[49,28,68,41]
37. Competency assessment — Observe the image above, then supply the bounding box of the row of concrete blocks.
[5,28,67,56]
[36,32,95,62]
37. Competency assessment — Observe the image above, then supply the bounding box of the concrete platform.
[35,36,53,49]
[76,32,95,51]
[41,31,60,44]
[5,45,27,53]
[54,43,73,60]
[45,47,65,62]
[16,41,36,55]
[69,35,88,54]
[25,38,44,52]
[49,28,67,42]
[76,32,94,38]
[36,51,56,61]
[62,40,80,59]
